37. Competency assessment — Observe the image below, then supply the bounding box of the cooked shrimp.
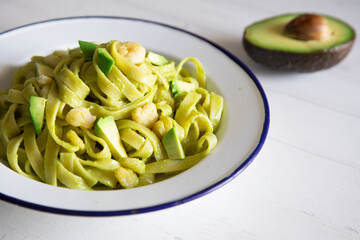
[117,41,146,65]
[65,107,96,129]
[131,103,158,128]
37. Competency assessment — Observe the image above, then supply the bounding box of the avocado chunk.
[170,80,196,99]
[97,48,114,75]
[29,96,47,136]
[243,13,355,72]
[35,62,54,78]
[162,127,185,159]
[146,52,169,66]
[78,40,98,61]
[94,116,127,159]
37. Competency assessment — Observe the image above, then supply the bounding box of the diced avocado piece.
[78,40,98,60]
[29,96,47,136]
[35,62,54,78]
[170,80,196,98]
[97,48,114,75]
[170,80,180,98]
[146,52,169,66]
[162,127,185,159]
[94,116,127,159]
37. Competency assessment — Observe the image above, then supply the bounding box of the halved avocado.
[243,13,355,72]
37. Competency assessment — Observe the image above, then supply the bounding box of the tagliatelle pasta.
[0,40,223,190]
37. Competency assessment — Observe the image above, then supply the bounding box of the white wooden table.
[0,0,359,239]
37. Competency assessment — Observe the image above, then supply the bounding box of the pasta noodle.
[0,40,224,190]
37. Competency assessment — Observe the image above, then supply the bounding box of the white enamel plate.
[0,17,269,216]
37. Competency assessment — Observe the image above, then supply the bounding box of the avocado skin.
[243,36,355,72]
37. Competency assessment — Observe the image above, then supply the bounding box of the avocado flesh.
[35,62,54,77]
[29,96,47,136]
[245,14,355,53]
[78,40,98,60]
[243,13,355,72]
[94,116,127,159]
[170,80,195,99]
[146,52,169,65]
[162,127,185,159]
[97,48,115,75]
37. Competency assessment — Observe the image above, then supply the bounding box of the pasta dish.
[0,40,223,190]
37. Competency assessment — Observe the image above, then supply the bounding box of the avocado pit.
[285,14,331,41]
[243,13,355,72]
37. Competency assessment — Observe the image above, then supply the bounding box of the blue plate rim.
[0,15,270,217]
